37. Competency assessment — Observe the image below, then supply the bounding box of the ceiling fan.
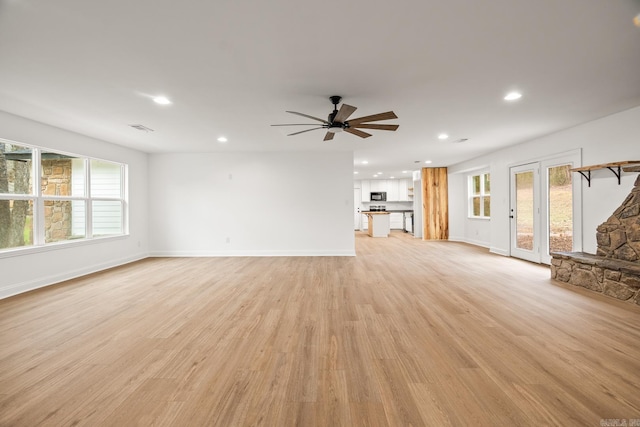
[272,96,399,141]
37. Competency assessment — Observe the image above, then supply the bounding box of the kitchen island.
[362,211,390,237]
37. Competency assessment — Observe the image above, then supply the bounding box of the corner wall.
[448,106,640,257]
[0,111,149,299]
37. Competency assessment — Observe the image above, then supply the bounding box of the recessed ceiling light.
[424,160,432,164]
[504,92,522,101]
[361,160,368,164]
[354,171,359,174]
[217,136,228,143]
[377,172,383,174]
[402,170,409,173]
[153,96,172,105]
[438,133,449,140]
[390,176,395,179]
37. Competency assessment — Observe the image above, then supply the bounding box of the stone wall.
[551,173,640,305]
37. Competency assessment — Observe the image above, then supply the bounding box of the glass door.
[510,163,540,263]
[541,158,581,264]
[510,151,582,264]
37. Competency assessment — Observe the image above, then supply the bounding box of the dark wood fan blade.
[288,127,324,136]
[286,111,329,124]
[348,111,398,124]
[333,104,357,123]
[351,123,399,131]
[271,123,323,126]
[345,128,372,138]
[323,132,335,141]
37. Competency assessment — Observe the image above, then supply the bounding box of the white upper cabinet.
[369,180,386,192]
[357,178,412,201]
[361,180,371,202]
[387,179,400,201]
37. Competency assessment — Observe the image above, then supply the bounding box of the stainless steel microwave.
[370,191,387,201]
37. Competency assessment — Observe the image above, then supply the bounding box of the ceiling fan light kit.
[272,96,399,141]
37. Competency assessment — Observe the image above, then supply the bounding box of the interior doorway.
[354,187,362,230]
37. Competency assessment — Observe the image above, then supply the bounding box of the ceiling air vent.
[452,138,468,143]
[128,124,154,132]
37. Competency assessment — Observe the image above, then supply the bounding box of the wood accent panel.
[421,167,448,240]
[1,233,640,425]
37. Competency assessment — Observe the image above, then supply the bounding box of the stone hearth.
[551,174,640,305]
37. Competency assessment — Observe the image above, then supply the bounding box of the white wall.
[149,151,355,256]
[449,106,640,256]
[0,111,149,299]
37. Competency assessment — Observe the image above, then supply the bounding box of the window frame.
[0,138,128,257]
[468,171,490,219]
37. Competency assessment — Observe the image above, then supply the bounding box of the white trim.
[0,253,147,300]
[449,236,491,249]
[0,234,129,259]
[490,247,509,256]
[149,250,357,257]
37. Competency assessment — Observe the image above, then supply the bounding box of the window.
[0,139,127,252]
[469,172,490,218]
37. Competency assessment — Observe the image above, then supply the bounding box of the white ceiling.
[1,0,639,178]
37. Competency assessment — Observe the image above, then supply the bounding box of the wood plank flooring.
[1,231,640,426]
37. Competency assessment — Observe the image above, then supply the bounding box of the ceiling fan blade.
[348,111,398,124]
[345,128,372,139]
[351,123,399,131]
[271,124,323,126]
[288,127,324,136]
[333,104,357,123]
[286,111,330,124]
[323,132,335,141]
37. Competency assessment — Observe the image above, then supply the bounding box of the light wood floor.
[1,232,640,426]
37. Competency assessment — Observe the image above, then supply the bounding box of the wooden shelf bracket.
[606,165,622,185]
[577,170,591,187]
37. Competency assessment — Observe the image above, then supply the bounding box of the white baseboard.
[490,247,509,256]
[0,253,148,300]
[149,249,357,257]
[449,236,491,249]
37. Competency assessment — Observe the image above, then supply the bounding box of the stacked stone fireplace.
[551,174,640,305]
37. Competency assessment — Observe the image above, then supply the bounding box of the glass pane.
[1,142,33,195]
[516,171,534,250]
[472,197,480,216]
[41,153,85,197]
[44,200,86,243]
[92,201,122,236]
[90,160,121,198]
[472,175,481,195]
[483,196,491,217]
[0,199,34,249]
[549,164,573,252]
[484,173,490,194]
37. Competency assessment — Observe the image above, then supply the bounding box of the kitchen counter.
[361,211,390,237]
[364,210,414,233]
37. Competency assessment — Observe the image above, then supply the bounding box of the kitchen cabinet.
[357,178,412,201]
[389,212,403,229]
[361,180,371,202]
[370,180,385,192]
[387,180,400,201]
